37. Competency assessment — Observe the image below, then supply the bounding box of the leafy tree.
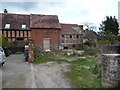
[99,16,119,35]
[98,16,119,44]
[0,34,8,48]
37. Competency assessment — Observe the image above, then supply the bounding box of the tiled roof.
[60,23,83,34]
[1,13,30,30]
[30,14,61,29]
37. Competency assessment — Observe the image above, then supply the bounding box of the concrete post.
[101,54,120,87]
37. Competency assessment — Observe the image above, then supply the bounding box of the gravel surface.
[33,62,74,88]
[2,54,32,88]
[1,54,74,88]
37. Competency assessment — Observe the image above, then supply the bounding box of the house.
[60,24,83,49]
[0,10,31,41]
[0,9,84,51]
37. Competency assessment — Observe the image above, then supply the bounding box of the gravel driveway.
[1,54,74,88]
[2,54,32,88]
[33,62,74,88]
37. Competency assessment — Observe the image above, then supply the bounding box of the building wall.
[31,29,60,51]
[2,30,31,41]
[60,34,83,49]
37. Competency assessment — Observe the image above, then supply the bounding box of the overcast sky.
[0,0,120,31]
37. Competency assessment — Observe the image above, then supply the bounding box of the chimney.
[4,9,8,13]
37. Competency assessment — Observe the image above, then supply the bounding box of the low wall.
[101,54,120,87]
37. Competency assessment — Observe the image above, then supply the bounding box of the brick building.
[0,10,31,41]
[60,24,83,49]
[0,9,84,51]
[30,14,61,51]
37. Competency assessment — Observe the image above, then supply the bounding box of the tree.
[99,16,119,35]
[83,23,97,48]
[98,16,119,44]
[0,34,8,48]
[84,22,96,31]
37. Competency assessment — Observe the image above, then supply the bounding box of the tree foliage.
[0,34,8,48]
[98,16,119,44]
[99,16,119,35]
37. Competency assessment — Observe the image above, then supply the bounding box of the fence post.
[101,54,120,87]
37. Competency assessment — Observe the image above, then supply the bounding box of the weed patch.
[65,57,102,88]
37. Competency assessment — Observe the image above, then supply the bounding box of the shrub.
[0,34,8,48]
[80,49,100,57]
[16,52,23,54]
[34,48,40,59]
[77,44,85,50]
[97,40,111,44]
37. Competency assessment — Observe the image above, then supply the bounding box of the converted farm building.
[0,9,84,51]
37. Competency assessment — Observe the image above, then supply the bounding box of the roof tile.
[30,14,61,29]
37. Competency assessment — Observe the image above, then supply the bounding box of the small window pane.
[22,25,26,29]
[62,35,64,37]
[5,24,10,29]
[77,35,79,38]
[70,35,72,38]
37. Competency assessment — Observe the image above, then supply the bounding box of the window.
[62,40,64,43]
[16,37,24,41]
[62,35,64,37]
[70,35,72,38]
[21,25,26,29]
[77,35,79,38]
[5,24,10,29]
[73,45,75,47]
[64,46,68,49]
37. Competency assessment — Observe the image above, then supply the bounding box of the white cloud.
[1,0,119,32]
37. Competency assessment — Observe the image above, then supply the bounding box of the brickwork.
[31,29,60,51]
[1,12,84,51]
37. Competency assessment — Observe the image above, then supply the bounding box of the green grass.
[32,52,69,64]
[32,58,69,64]
[65,56,102,88]
[80,49,100,57]
[32,49,102,88]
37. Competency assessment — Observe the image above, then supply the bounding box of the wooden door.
[43,38,50,51]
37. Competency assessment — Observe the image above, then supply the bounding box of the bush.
[77,44,85,50]
[97,40,111,44]
[80,49,100,57]
[34,48,40,59]
[84,40,96,47]
[0,34,8,48]
[16,52,23,54]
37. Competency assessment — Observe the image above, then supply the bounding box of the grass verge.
[64,57,102,88]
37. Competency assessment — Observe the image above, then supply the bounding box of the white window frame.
[5,24,10,29]
[21,24,26,29]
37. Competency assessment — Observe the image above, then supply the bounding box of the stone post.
[28,43,35,62]
[101,54,120,87]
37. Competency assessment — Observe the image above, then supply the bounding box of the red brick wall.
[31,29,60,50]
